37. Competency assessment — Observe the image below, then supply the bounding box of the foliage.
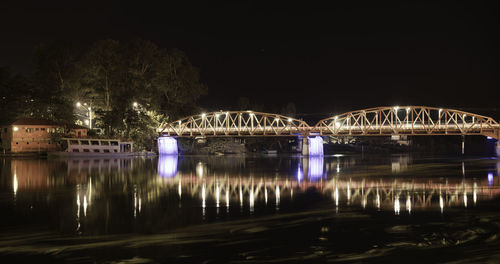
[0,38,207,151]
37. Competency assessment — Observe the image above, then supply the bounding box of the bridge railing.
[160,111,310,137]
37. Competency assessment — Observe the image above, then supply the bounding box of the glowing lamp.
[13,126,18,132]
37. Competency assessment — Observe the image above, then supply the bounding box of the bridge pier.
[301,136,324,156]
[158,136,178,155]
[497,142,500,157]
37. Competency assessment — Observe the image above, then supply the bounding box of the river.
[0,154,499,263]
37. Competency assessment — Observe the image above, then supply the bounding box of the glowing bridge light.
[394,106,399,111]
[394,195,400,215]
[287,118,292,122]
[158,137,178,155]
[406,107,410,112]
[13,126,18,132]
[488,173,494,186]
[201,113,206,118]
[76,102,81,107]
[215,113,220,118]
[275,117,280,122]
[133,102,138,107]
[158,155,178,178]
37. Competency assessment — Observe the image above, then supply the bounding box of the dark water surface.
[1,154,499,263]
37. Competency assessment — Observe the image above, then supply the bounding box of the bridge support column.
[301,136,324,156]
[496,141,500,157]
[158,137,178,155]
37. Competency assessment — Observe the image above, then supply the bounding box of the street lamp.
[133,102,138,107]
[76,102,92,129]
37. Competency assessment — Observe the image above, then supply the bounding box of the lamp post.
[76,102,93,129]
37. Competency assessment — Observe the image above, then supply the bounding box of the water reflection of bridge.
[156,155,500,213]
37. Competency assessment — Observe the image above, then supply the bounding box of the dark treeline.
[0,38,207,150]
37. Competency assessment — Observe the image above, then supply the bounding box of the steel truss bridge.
[159,106,500,139]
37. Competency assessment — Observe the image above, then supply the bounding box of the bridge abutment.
[301,136,324,156]
[158,137,178,155]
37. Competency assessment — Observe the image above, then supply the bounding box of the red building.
[0,118,88,153]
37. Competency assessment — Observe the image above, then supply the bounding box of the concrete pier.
[301,136,324,156]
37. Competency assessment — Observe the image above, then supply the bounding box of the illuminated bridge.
[158,106,500,155]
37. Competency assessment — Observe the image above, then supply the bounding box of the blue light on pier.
[158,137,178,155]
[308,136,324,156]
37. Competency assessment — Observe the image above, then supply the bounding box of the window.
[91,141,99,145]
[72,149,80,152]
[16,142,18,144]
[3,128,6,133]
[93,149,100,153]
[70,140,79,145]
[104,149,110,153]
[113,149,117,153]
[81,140,89,145]
[110,141,118,146]
[36,128,39,131]
[41,128,45,131]
[101,141,109,146]
[26,128,34,133]
[83,149,90,152]
[78,131,81,137]
[26,142,29,145]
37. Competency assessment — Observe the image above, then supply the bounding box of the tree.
[79,38,207,149]
[0,67,29,124]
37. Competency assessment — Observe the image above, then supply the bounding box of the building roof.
[65,124,88,130]
[10,118,60,126]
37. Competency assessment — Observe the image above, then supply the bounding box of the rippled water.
[0,154,499,263]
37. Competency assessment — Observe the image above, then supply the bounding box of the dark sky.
[1,1,499,118]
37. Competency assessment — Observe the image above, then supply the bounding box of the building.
[0,118,89,153]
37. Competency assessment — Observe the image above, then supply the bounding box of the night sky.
[1,1,499,118]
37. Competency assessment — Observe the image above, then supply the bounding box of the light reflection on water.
[1,155,499,235]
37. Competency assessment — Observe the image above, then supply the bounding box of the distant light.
[201,113,206,118]
[275,117,280,122]
[133,102,138,107]
[84,120,89,125]
[13,126,18,132]
[394,106,399,111]
[488,173,494,186]
[406,107,410,112]
[487,136,492,139]
[288,118,292,122]
[83,103,87,106]
[76,102,81,107]
[215,113,220,118]
[225,112,229,116]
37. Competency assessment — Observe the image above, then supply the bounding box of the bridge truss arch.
[313,106,499,138]
[160,111,310,137]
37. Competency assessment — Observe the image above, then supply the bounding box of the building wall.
[3,125,63,153]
